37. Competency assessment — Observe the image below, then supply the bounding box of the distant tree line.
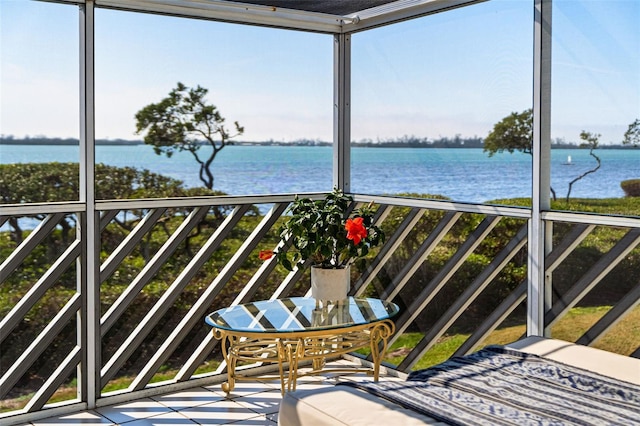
[353,134,485,148]
[0,135,140,145]
[3,134,638,149]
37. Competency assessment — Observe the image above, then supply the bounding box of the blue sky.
[1,0,638,145]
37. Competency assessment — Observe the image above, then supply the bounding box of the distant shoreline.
[0,138,635,149]
[0,139,141,146]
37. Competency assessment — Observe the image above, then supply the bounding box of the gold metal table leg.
[312,357,325,371]
[210,318,396,394]
[218,332,237,394]
[369,320,395,381]
[277,340,286,396]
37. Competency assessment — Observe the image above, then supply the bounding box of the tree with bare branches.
[135,82,244,190]
[565,131,601,202]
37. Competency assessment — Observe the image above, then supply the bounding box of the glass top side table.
[205,297,399,395]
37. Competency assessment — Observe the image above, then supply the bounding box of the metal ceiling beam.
[343,0,488,33]
[42,0,484,34]
[94,0,346,33]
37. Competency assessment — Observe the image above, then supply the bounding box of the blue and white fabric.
[338,346,640,425]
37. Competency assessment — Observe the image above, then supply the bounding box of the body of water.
[1,144,639,203]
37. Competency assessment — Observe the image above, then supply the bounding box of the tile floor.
[23,360,404,426]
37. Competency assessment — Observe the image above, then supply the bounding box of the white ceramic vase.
[310,265,350,302]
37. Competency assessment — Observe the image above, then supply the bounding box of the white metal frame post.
[79,0,100,408]
[528,0,552,337]
[333,33,351,192]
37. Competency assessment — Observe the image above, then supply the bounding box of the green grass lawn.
[380,304,640,370]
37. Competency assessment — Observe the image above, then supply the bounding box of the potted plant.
[259,188,384,301]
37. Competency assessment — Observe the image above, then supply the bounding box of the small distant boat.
[562,155,573,165]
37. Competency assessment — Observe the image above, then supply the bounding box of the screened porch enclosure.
[1,0,639,424]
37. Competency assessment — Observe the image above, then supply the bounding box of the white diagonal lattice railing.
[1,193,639,425]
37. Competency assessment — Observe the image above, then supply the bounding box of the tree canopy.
[623,119,639,147]
[135,82,244,190]
[483,109,533,157]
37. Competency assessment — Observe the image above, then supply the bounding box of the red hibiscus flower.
[345,217,367,245]
[259,250,274,260]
